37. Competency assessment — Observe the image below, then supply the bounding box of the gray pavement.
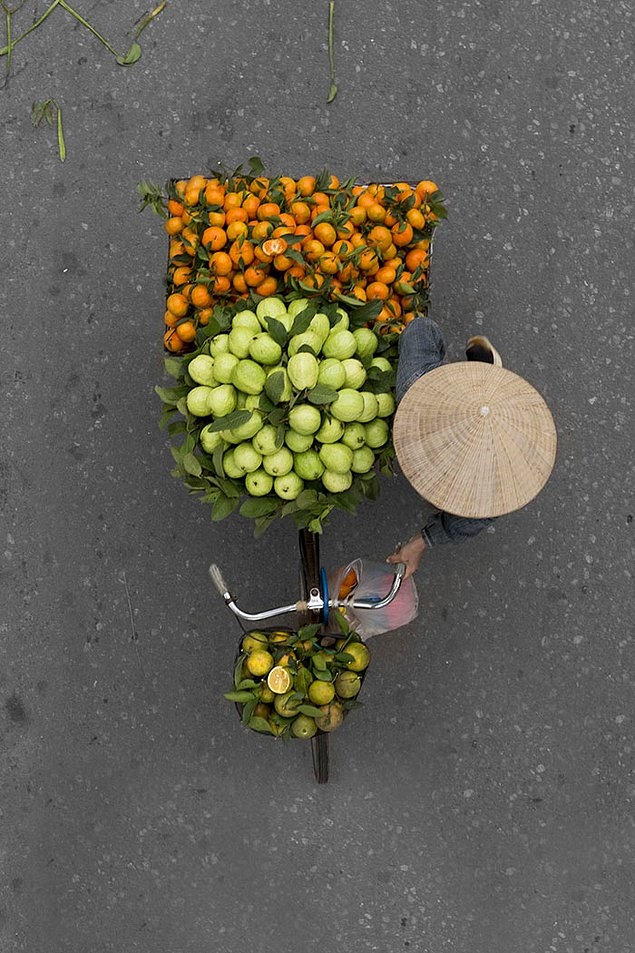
[1,1,634,950]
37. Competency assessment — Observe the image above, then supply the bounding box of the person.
[386,315,557,578]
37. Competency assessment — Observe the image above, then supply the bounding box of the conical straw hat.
[392,362,557,518]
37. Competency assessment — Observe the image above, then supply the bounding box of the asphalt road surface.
[1,1,634,951]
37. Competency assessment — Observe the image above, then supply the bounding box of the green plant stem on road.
[0,0,167,69]
[327,0,337,103]
[32,98,66,160]
[2,1,167,159]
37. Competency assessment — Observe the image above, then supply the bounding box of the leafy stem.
[0,0,167,65]
[31,98,66,161]
[326,0,337,103]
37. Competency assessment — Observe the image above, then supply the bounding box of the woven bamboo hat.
[392,362,557,518]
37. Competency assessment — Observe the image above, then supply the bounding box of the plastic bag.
[327,558,419,639]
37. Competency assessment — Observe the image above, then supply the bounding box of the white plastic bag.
[327,558,419,639]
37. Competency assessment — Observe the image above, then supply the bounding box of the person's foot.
[466,335,502,366]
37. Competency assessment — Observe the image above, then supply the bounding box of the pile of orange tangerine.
[162,170,446,353]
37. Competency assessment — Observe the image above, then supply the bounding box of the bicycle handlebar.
[209,560,406,624]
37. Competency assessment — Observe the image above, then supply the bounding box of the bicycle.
[209,530,405,783]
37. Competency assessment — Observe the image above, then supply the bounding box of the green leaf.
[155,384,188,406]
[264,370,285,405]
[166,419,187,436]
[116,40,142,65]
[307,384,338,405]
[183,452,202,477]
[237,678,261,690]
[350,299,383,324]
[204,410,252,433]
[294,666,313,695]
[310,209,333,227]
[254,513,278,538]
[224,690,256,703]
[211,494,239,521]
[234,653,247,689]
[248,715,274,734]
[239,497,281,518]
[289,307,317,336]
[241,697,257,724]
[265,317,288,348]
[212,444,225,477]
[298,623,321,641]
[332,611,352,635]
[299,704,326,718]
[247,156,266,177]
[266,407,287,427]
[164,356,184,380]
[313,669,334,681]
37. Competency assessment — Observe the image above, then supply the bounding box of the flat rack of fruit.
[146,161,447,535]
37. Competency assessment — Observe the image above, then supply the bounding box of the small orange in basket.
[204,183,226,206]
[171,265,192,287]
[226,220,249,241]
[278,175,297,199]
[187,174,207,192]
[175,320,197,343]
[232,272,248,294]
[296,175,316,196]
[223,191,244,210]
[367,225,392,251]
[405,247,429,272]
[251,220,273,241]
[416,179,439,199]
[348,205,366,226]
[163,328,186,352]
[197,307,214,326]
[209,251,233,276]
[166,292,189,317]
[243,265,267,287]
[273,252,294,272]
[261,237,288,258]
[257,202,281,221]
[357,247,379,273]
[365,281,390,301]
[190,284,214,309]
[302,238,325,262]
[212,275,231,295]
[313,221,337,247]
[289,200,311,224]
[391,222,414,247]
[366,203,386,224]
[201,226,227,251]
[167,198,184,216]
[406,207,426,231]
[257,275,279,297]
[164,216,183,236]
[374,264,397,286]
[317,251,339,275]
[229,240,255,267]
[242,193,261,219]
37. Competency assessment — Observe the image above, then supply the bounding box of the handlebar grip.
[209,563,229,596]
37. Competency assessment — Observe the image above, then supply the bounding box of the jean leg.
[395,316,447,404]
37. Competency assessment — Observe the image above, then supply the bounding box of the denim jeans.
[395,317,495,547]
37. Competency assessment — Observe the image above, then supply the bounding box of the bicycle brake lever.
[209,563,230,598]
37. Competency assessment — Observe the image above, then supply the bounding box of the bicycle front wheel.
[298,529,330,784]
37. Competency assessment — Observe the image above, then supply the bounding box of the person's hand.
[386,534,426,579]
